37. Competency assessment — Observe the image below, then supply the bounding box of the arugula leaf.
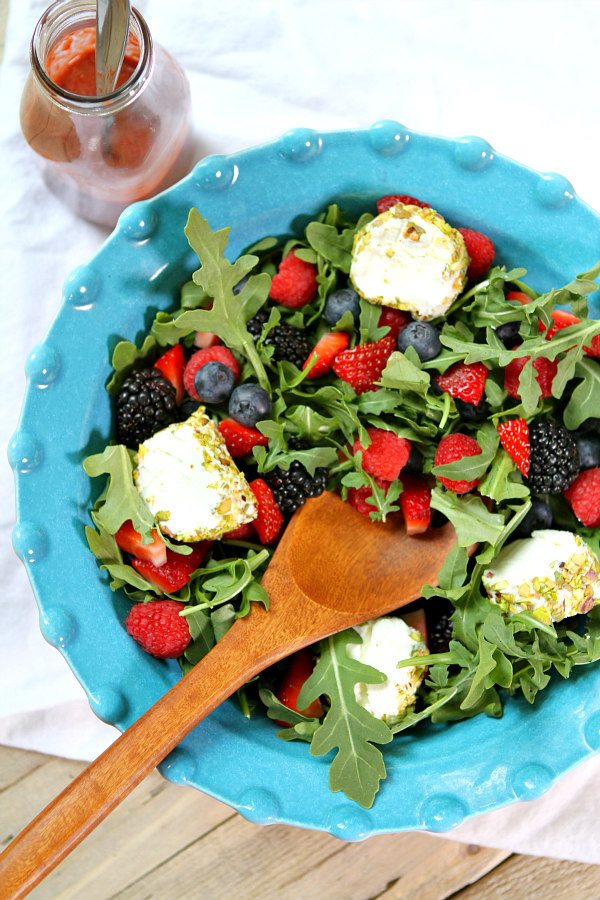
[106,335,157,396]
[517,359,542,417]
[298,631,393,808]
[259,688,321,743]
[84,445,155,539]
[479,450,530,503]
[432,424,499,481]
[430,488,506,547]
[380,351,431,396]
[563,358,600,429]
[151,210,271,390]
[305,221,354,273]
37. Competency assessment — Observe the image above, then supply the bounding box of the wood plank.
[454,853,600,899]
[115,812,508,900]
[0,747,47,793]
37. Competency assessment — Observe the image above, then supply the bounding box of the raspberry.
[125,600,190,658]
[564,467,600,527]
[269,251,318,309]
[218,418,269,458]
[183,347,240,401]
[332,335,396,395]
[303,331,349,379]
[352,428,411,481]
[434,433,482,494]
[435,361,488,405]
[347,477,391,518]
[458,228,495,281]
[504,356,557,400]
[249,478,284,543]
[378,307,412,340]
[376,194,429,214]
[497,418,530,477]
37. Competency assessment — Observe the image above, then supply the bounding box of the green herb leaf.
[83,445,155,539]
[305,222,354,273]
[380,351,431,396]
[430,489,506,547]
[106,335,157,397]
[563,358,600,429]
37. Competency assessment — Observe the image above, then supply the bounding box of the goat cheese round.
[135,408,257,542]
[350,204,469,320]
[483,529,600,624]
[347,616,428,725]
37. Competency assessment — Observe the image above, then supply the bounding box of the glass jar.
[20,0,193,227]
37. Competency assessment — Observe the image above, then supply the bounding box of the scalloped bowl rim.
[10,123,600,841]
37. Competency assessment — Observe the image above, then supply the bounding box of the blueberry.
[233,275,250,295]
[397,321,441,362]
[581,418,600,435]
[404,446,424,475]
[323,288,360,326]
[495,321,521,348]
[514,498,553,538]
[456,398,490,422]
[574,432,600,470]
[194,362,235,404]
[229,383,272,427]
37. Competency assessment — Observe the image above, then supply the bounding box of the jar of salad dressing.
[20,0,193,227]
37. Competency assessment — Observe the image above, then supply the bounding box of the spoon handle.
[0,603,293,899]
[95,0,130,96]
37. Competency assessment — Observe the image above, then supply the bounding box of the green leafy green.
[84,445,155,539]
[106,335,157,396]
[563,358,600,429]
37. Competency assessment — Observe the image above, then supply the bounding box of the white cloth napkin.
[1,0,600,864]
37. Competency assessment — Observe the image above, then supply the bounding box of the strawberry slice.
[497,418,530,477]
[376,194,429,214]
[275,649,323,724]
[347,477,391,518]
[116,520,167,567]
[132,542,212,594]
[434,433,482,494]
[154,344,185,404]
[332,334,396,395]
[249,479,284,543]
[504,356,557,400]
[506,290,531,305]
[303,332,349,379]
[183,346,240,401]
[564,467,600,528]
[194,331,221,349]
[401,608,428,642]
[378,307,412,340]
[538,309,600,357]
[269,251,318,309]
[353,427,411,481]
[435,361,488,405]
[218,418,269,458]
[458,228,495,281]
[399,474,431,534]
[223,522,256,541]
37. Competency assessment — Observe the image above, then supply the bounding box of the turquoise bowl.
[10,124,600,840]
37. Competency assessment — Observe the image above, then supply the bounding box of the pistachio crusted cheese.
[347,617,428,725]
[482,529,600,624]
[134,408,257,542]
[349,203,469,320]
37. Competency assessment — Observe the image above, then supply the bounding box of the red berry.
[459,228,495,281]
[400,474,431,535]
[194,331,221,349]
[125,600,190,658]
[504,356,557,400]
[249,479,284,543]
[275,649,323,724]
[115,520,167,567]
[303,331,349,379]
[269,251,318,309]
[563,468,600,528]
[154,344,185,404]
[506,290,531,305]
[378,307,412,340]
[332,335,396,395]
[218,418,269,458]
[434,433,482,494]
[497,418,530,477]
[540,308,580,339]
[435,361,488,405]
[183,347,240,401]
[352,427,411,481]
[376,194,429,214]
[347,477,391,518]
[586,336,600,358]
[223,522,256,540]
[132,543,212,594]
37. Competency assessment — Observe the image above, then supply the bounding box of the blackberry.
[427,600,454,653]
[264,446,328,517]
[116,369,177,448]
[527,420,580,494]
[456,398,490,422]
[248,310,311,369]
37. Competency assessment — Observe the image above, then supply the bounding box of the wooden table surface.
[2,745,599,899]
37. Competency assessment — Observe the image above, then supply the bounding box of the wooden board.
[1,746,599,899]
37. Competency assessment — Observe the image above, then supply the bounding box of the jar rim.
[30,1,152,111]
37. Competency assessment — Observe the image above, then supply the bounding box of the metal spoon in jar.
[95,0,131,96]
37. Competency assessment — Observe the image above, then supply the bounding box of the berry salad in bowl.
[83,192,600,810]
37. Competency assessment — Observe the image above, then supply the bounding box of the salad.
[85,195,600,809]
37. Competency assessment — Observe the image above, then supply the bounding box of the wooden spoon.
[0,492,457,899]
